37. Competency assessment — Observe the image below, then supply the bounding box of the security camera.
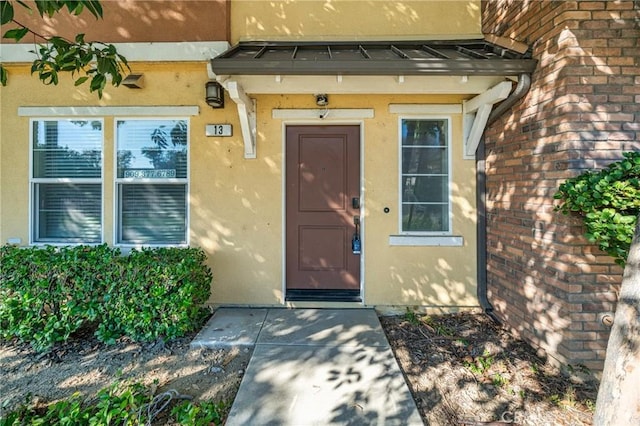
[315,94,328,106]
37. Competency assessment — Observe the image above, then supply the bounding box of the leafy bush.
[0,244,118,351]
[554,151,640,266]
[171,400,227,425]
[96,247,212,344]
[0,245,212,350]
[0,381,227,425]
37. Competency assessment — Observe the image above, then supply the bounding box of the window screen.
[401,119,450,233]
[31,120,103,242]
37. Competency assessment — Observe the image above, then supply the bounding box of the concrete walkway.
[191,308,423,425]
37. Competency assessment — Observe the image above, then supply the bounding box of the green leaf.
[555,151,640,266]
[67,0,103,19]
[80,51,93,66]
[49,36,71,49]
[90,73,106,97]
[3,26,29,41]
[96,57,109,74]
[0,0,14,25]
[15,0,31,11]
[0,64,7,86]
[34,0,58,17]
[66,1,85,16]
[85,0,103,18]
[74,76,89,86]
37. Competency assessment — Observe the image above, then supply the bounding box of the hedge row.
[0,244,212,351]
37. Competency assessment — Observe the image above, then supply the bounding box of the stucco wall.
[0,63,477,310]
[265,94,478,308]
[354,97,478,307]
[0,62,214,247]
[231,0,482,43]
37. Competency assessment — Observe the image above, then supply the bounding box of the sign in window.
[116,119,189,245]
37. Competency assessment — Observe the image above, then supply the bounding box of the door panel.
[298,137,347,212]
[286,125,360,292]
[299,226,346,270]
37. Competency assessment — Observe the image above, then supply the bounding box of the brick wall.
[481,0,640,372]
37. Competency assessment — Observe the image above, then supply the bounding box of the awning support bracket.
[222,80,257,159]
[462,81,512,159]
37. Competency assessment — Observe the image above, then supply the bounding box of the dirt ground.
[381,312,598,426]
[0,325,252,422]
[1,312,598,425]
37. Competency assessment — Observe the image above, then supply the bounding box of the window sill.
[389,235,463,246]
[116,243,188,252]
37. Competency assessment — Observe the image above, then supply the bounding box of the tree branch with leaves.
[0,0,129,98]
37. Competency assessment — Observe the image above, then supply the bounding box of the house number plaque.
[206,124,232,137]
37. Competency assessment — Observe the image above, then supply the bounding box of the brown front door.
[286,125,361,296]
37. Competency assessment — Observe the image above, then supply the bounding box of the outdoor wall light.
[205,81,225,108]
[122,74,145,89]
[315,94,328,106]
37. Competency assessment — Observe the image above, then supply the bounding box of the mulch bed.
[380,312,598,426]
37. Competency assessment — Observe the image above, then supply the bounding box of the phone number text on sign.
[124,169,176,178]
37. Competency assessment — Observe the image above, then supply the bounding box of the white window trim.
[113,117,190,248]
[389,104,462,114]
[19,106,199,117]
[29,118,105,245]
[397,115,453,237]
[5,42,229,63]
[272,109,374,120]
[389,235,463,247]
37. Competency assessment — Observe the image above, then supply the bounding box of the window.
[115,119,188,245]
[31,119,103,243]
[400,118,450,234]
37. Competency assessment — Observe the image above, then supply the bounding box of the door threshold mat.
[286,289,361,302]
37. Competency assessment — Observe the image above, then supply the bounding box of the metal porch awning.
[209,38,536,159]
[210,39,536,76]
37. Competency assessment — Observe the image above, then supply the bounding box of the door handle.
[352,215,361,254]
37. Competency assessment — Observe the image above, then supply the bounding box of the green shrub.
[0,244,118,351]
[0,245,212,350]
[96,247,212,343]
[0,381,228,425]
[555,151,640,266]
[171,400,227,425]
[90,381,152,425]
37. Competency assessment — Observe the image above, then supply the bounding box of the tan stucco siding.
[0,68,31,246]
[0,64,477,309]
[195,94,479,308]
[358,97,478,307]
[0,63,214,247]
[231,0,482,44]
[191,99,285,305]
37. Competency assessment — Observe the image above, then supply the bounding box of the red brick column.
[481,0,639,372]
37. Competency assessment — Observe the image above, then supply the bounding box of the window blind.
[31,120,103,243]
[32,120,102,178]
[119,184,187,244]
[35,183,102,242]
[115,119,189,245]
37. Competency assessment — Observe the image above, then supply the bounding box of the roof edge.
[211,39,537,77]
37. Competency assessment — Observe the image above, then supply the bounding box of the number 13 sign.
[206,124,232,137]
